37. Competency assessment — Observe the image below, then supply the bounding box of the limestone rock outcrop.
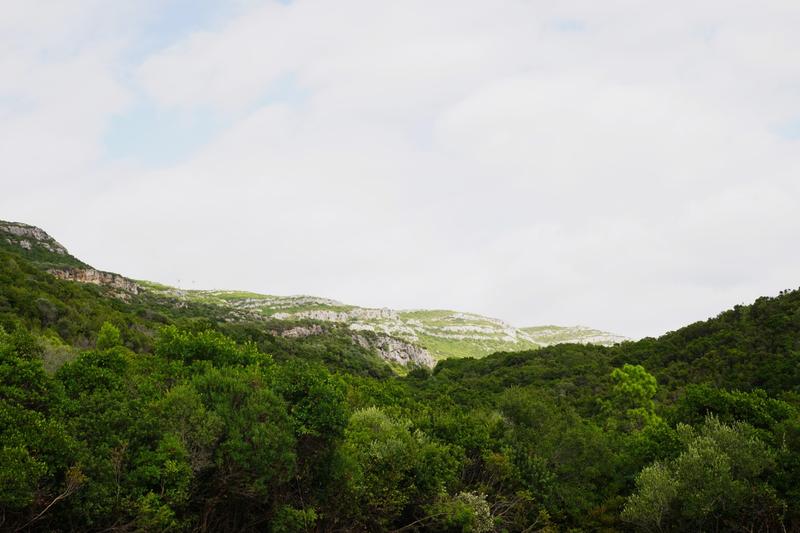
[351,333,435,368]
[1,221,69,256]
[48,268,140,295]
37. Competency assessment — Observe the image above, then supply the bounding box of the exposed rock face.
[48,268,140,295]
[1,222,69,255]
[520,325,628,346]
[351,333,435,368]
[276,324,433,367]
[280,324,325,338]
[272,307,398,322]
[273,310,350,322]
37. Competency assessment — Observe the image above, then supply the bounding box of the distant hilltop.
[0,219,628,364]
[0,221,82,266]
[0,221,140,297]
[141,290,629,361]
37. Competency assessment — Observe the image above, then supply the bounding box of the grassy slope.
[144,289,624,361]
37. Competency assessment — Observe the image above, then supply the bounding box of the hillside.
[1,220,800,531]
[0,221,87,269]
[142,287,627,361]
[0,220,626,365]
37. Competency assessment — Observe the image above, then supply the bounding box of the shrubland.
[2,247,800,531]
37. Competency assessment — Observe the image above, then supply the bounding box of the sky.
[2,1,800,339]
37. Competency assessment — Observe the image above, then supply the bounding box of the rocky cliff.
[1,222,69,255]
[275,323,435,368]
[350,333,435,368]
[0,221,87,268]
[48,267,141,295]
[1,220,140,296]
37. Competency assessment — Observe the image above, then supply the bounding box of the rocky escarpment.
[48,268,141,295]
[279,324,325,338]
[351,333,435,368]
[1,222,69,255]
[276,323,435,368]
[0,221,141,296]
[521,325,628,346]
[0,220,88,268]
[273,307,398,322]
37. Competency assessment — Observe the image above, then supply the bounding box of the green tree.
[607,364,659,431]
[336,407,461,529]
[0,328,82,529]
[155,325,269,367]
[426,491,494,533]
[623,415,783,531]
[189,365,296,530]
[96,322,122,350]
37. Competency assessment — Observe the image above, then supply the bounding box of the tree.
[622,415,783,532]
[96,322,122,350]
[335,407,461,529]
[0,328,82,529]
[426,491,494,533]
[155,325,269,367]
[622,462,677,532]
[606,364,659,431]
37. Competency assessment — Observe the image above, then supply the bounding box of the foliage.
[623,415,783,531]
[426,491,494,532]
[337,407,462,529]
[96,321,122,350]
[2,245,800,531]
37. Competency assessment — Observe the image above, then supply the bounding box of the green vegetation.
[147,289,625,361]
[414,331,539,360]
[521,325,626,346]
[2,235,800,531]
[0,223,88,270]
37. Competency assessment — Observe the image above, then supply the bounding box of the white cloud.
[3,0,800,338]
[0,3,145,191]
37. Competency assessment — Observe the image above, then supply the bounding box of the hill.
[0,221,87,269]
[145,286,627,361]
[2,220,799,531]
[0,220,625,366]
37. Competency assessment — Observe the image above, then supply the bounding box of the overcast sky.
[2,1,800,338]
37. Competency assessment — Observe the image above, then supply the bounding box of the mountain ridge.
[140,286,629,361]
[0,220,87,269]
[0,220,627,364]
